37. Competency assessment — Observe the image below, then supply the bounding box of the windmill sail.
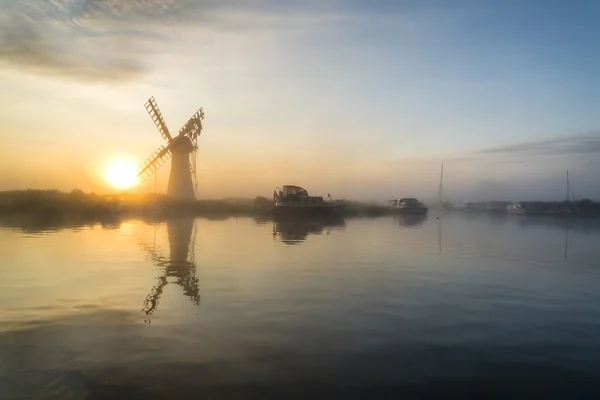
[178,108,205,143]
[145,97,172,142]
[137,145,172,183]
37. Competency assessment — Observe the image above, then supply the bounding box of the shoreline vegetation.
[1,190,599,231]
[0,190,386,231]
[0,189,391,219]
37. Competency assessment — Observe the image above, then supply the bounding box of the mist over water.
[2,213,600,398]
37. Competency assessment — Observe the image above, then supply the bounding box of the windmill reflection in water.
[140,217,200,322]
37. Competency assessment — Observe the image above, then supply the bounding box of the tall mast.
[439,162,444,206]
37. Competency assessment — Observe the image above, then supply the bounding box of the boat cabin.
[387,198,420,208]
[273,184,345,213]
[386,197,428,214]
[279,185,308,199]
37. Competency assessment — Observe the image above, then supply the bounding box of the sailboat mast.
[439,162,444,206]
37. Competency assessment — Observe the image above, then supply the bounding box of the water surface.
[1,213,600,398]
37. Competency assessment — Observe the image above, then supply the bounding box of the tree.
[253,196,272,208]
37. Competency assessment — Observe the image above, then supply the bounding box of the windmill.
[137,97,205,199]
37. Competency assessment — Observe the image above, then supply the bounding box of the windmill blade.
[142,275,168,317]
[137,144,172,183]
[178,107,204,142]
[139,235,170,316]
[145,97,172,142]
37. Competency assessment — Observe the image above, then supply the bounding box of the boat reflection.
[394,214,428,228]
[272,216,346,245]
[140,217,200,322]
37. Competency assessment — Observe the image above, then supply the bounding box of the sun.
[104,158,138,190]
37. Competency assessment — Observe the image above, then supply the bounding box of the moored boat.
[273,185,345,216]
[506,203,526,215]
[386,198,428,215]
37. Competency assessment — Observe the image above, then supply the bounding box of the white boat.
[386,198,428,215]
[506,203,526,215]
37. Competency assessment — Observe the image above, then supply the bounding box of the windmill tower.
[137,97,205,200]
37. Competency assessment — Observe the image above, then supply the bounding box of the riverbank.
[442,199,600,216]
[2,190,599,230]
[0,190,390,225]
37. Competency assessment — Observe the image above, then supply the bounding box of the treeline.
[2,190,599,223]
[0,190,122,217]
[446,199,600,215]
[520,200,600,215]
[0,190,391,220]
[0,190,270,218]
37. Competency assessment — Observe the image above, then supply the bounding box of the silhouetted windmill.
[137,97,205,199]
[140,218,200,321]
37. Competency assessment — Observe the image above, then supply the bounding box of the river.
[1,213,600,398]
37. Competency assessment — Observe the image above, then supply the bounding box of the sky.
[0,0,599,202]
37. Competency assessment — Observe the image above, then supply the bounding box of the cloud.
[0,0,353,82]
[0,19,144,82]
[0,0,163,82]
[427,131,600,169]
[377,132,600,172]
[475,131,600,157]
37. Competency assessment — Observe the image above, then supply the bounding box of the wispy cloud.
[475,131,600,157]
[369,131,600,173]
[0,0,354,82]
[433,131,600,167]
[0,0,171,81]
[0,19,144,82]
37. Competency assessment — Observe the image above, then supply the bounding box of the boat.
[273,185,345,216]
[386,198,428,215]
[506,203,526,215]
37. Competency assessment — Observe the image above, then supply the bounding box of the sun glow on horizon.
[104,158,138,190]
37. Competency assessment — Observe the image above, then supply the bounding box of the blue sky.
[0,0,599,201]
